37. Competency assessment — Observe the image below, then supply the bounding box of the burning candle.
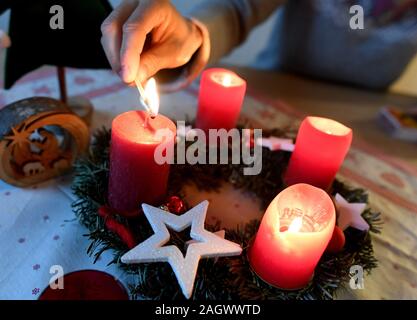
[284,117,352,190]
[195,68,246,132]
[248,184,336,290]
[108,79,176,216]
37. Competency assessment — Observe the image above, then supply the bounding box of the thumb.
[137,44,180,84]
[0,30,11,48]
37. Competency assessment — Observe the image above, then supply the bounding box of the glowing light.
[222,74,233,87]
[288,217,303,233]
[144,78,159,116]
[211,72,244,88]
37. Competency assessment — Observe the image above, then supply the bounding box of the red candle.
[108,111,176,215]
[248,184,336,290]
[108,80,176,216]
[284,117,352,190]
[195,68,246,132]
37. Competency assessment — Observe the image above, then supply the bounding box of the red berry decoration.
[326,226,346,254]
[39,270,129,300]
[166,196,186,214]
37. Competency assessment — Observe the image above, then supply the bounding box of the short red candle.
[108,111,176,216]
[195,68,246,132]
[248,184,336,290]
[284,117,352,190]
[39,270,129,300]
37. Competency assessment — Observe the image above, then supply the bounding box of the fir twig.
[71,127,382,300]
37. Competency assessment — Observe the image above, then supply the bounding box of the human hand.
[0,30,11,49]
[101,0,203,85]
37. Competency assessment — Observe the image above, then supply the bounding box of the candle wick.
[143,112,156,128]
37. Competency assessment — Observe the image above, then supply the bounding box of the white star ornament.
[121,201,242,299]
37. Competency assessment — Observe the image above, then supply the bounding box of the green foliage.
[72,127,381,300]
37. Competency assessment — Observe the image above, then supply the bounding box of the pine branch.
[71,127,382,300]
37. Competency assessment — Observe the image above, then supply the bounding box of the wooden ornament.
[0,97,89,187]
[67,96,94,127]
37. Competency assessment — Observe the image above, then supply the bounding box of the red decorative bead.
[166,196,185,214]
[326,226,346,254]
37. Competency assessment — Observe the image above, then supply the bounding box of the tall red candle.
[248,184,336,290]
[195,68,246,132]
[108,111,176,216]
[284,117,352,190]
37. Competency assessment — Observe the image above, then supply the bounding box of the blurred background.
[1,0,416,96]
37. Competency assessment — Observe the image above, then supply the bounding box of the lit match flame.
[135,77,159,117]
[288,217,303,233]
[144,78,159,116]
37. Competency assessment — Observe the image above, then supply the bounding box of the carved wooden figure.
[0,97,89,187]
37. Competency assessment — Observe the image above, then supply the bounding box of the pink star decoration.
[121,201,242,299]
[335,193,369,231]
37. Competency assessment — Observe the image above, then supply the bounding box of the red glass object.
[166,196,185,214]
[108,111,176,216]
[39,270,129,300]
[248,184,336,290]
[195,68,246,132]
[284,117,352,190]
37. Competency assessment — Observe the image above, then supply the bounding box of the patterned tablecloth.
[0,68,416,299]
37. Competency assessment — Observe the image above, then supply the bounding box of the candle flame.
[144,78,159,116]
[288,217,303,233]
[222,74,233,87]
